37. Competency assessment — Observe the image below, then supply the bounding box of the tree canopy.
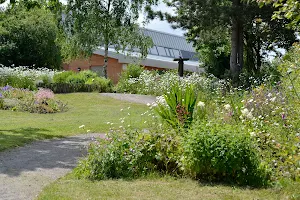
[0,7,62,69]
[157,0,298,81]
[63,0,157,78]
[257,0,300,30]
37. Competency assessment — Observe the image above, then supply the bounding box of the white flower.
[250,132,256,137]
[224,104,231,110]
[86,130,91,133]
[79,125,85,129]
[241,108,249,116]
[120,108,124,111]
[156,96,167,107]
[146,103,151,106]
[270,97,276,102]
[197,101,205,108]
[241,108,253,119]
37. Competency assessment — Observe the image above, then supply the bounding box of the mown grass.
[0,93,151,151]
[38,173,300,200]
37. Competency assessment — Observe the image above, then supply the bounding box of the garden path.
[0,93,156,200]
[0,133,105,200]
[101,93,157,105]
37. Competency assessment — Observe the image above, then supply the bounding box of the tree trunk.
[256,38,261,72]
[230,0,243,84]
[103,43,108,78]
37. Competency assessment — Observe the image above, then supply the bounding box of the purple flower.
[281,113,286,120]
[2,85,13,91]
[0,93,3,98]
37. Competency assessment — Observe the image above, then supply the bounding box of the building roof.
[94,47,203,73]
[141,28,195,52]
[93,28,202,72]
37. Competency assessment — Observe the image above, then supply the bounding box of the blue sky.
[1,0,185,36]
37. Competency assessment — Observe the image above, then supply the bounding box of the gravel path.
[0,94,155,200]
[0,133,105,200]
[101,93,157,105]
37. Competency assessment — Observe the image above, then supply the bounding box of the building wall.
[63,54,172,83]
[63,54,123,84]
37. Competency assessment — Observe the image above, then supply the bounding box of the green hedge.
[38,82,112,93]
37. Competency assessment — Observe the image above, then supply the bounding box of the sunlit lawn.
[38,173,300,200]
[0,93,151,151]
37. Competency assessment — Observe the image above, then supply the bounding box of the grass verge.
[38,174,300,200]
[0,93,151,151]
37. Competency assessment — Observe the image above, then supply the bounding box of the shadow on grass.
[0,128,64,152]
[0,131,105,177]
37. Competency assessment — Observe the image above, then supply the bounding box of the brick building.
[63,29,202,83]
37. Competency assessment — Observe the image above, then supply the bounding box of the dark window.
[169,49,175,57]
[173,49,180,58]
[157,46,167,56]
[180,50,192,59]
[149,46,158,55]
[165,48,171,57]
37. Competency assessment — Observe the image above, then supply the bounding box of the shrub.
[65,73,86,85]
[0,87,67,113]
[182,121,270,186]
[50,70,112,93]
[122,64,144,79]
[85,77,112,92]
[53,71,75,83]
[0,75,36,90]
[75,127,180,180]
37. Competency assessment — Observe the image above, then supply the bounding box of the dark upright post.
[173,57,189,77]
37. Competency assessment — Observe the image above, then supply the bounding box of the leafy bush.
[182,121,270,186]
[65,73,86,85]
[75,127,180,180]
[0,75,36,90]
[53,71,75,83]
[48,70,112,93]
[0,86,67,113]
[85,77,112,92]
[122,64,144,79]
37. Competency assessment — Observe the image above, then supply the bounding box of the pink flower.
[35,88,54,102]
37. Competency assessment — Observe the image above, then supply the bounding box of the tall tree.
[63,0,156,78]
[159,0,297,82]
[0,7,62,68]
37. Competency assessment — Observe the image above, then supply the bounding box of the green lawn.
[38,174,300,200]
[0,93,151,151]
[2,92,300,200]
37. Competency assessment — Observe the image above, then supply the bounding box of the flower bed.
[0,86,67,113]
